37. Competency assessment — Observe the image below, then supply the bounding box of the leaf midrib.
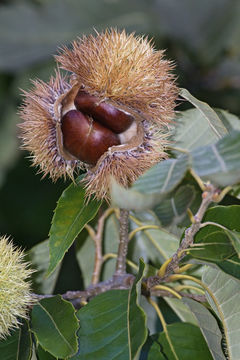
[38,302,74,352]
[57,203,86,250]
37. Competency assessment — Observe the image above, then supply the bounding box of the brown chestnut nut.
[73,91,98,113]
[61,110,120,165]
[74,90,134,134]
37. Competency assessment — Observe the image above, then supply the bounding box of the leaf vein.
[38,303,74,352]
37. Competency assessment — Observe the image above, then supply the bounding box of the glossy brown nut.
[74,90,134,134]
[61,110,120,165]
[73,91,98,113]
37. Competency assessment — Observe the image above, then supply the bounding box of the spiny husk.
[19,71,79,182]
[0,236,33,339]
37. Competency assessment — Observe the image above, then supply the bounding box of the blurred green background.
[0,0,240,250]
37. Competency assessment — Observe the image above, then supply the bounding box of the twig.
[147,183,218,289]
[85,208,114,285]
[114,209,130,276]
[33,273,205,309]
[33,273,135,309]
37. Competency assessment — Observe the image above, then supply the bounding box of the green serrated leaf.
[73,290,130,360]
[179,88,228,138]
[183,298,225,360]
[191,131,240,187]
[149,323,213,360]
[27,239,61,294]
[31,295,79,358]
[133,155,189,195]
[147,342,166,360]
[164,298,198,325]
[202,267,240,360]
[72,260,147,359]
[217,254,240,281]
[172,107,240,160]
[173,109,220,152]
[47,179,101,276]
[200,205,240,231]
[154,185,196,226]
[190,230,235,262]
[0,320,32,360]
[215,109,240,132]
[37,345,56,360]
[190,205,240,263]
[224,229,240,257]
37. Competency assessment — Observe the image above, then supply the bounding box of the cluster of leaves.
[1,90,240,359]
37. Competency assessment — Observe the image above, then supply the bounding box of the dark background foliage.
[0,0,239,290]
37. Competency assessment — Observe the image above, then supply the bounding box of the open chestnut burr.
[19,29,178,200]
